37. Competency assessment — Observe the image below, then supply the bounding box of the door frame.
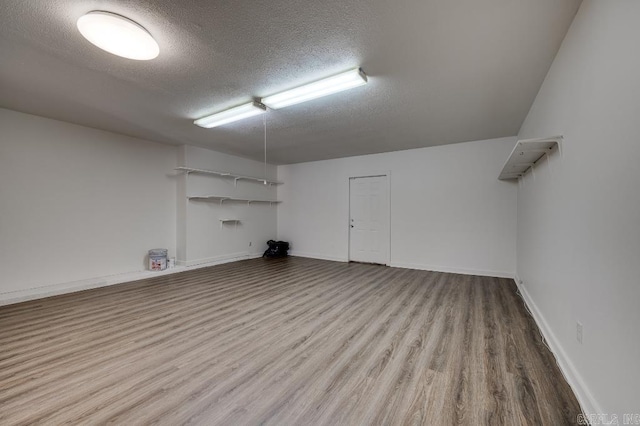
[347,172,391,266]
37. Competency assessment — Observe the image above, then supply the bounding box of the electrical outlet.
[576,322,583,344]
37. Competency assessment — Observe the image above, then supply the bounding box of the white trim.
[390,261,514,278]
[514,274,602,418]
[289,251,348,263]
[289,253,513,278]
[177,252,262,267]
[0,253,263,306]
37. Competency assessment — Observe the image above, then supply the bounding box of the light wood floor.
[0,257,581,425]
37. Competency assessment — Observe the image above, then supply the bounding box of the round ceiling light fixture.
[77,11,159,60]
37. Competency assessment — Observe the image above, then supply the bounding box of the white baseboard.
[0,253,263,306]
[390,261,514,278]
[514,274,602,418]
[288,253,513,278]
[177,252,263,268]
[289,251,348,263]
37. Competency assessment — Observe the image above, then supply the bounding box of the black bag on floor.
[263,240,290,258]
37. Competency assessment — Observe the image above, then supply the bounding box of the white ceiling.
[0,0,581,164]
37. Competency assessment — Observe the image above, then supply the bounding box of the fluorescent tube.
[261,68,368,109]
[194,102,267,128]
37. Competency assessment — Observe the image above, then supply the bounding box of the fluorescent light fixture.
[261,68,368,109]
[77,11,159,60]
[194,102,267,128]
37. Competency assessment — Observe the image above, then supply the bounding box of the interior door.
[349,175,389,265]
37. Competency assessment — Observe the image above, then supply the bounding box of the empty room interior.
[1,0,639,424]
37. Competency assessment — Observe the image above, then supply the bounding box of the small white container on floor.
[149,249,168,271]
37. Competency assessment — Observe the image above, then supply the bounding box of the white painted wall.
[0,110,279,304]
[516,0,640,417]
[178,145,277,266]
[0,108,177,297]
[277,137,517,277]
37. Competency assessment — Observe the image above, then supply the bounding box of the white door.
[349,175,389,265]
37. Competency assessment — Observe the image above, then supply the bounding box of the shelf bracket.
[543,151,553,173]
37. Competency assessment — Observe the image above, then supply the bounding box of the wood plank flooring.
[0,257,582,425]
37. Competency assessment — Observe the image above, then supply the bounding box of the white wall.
[277,137,517,277]
[516,0,640,417]
[0,108,177,298]
[178,145,278,266]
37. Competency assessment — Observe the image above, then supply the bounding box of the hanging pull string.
[263,113,268,185]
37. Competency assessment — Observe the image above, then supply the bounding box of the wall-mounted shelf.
[188,195,281,205]
[219,218,240,229]
[498,136,562,180]
[176,166,282,186]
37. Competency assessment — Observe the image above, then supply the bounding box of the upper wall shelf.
[498,136,562,180]
[176,166,282,186]
[188,195,281,205]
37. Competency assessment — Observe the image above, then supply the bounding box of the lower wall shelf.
[219,218,240,229]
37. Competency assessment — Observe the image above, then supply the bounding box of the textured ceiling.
[0,0,581,164]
